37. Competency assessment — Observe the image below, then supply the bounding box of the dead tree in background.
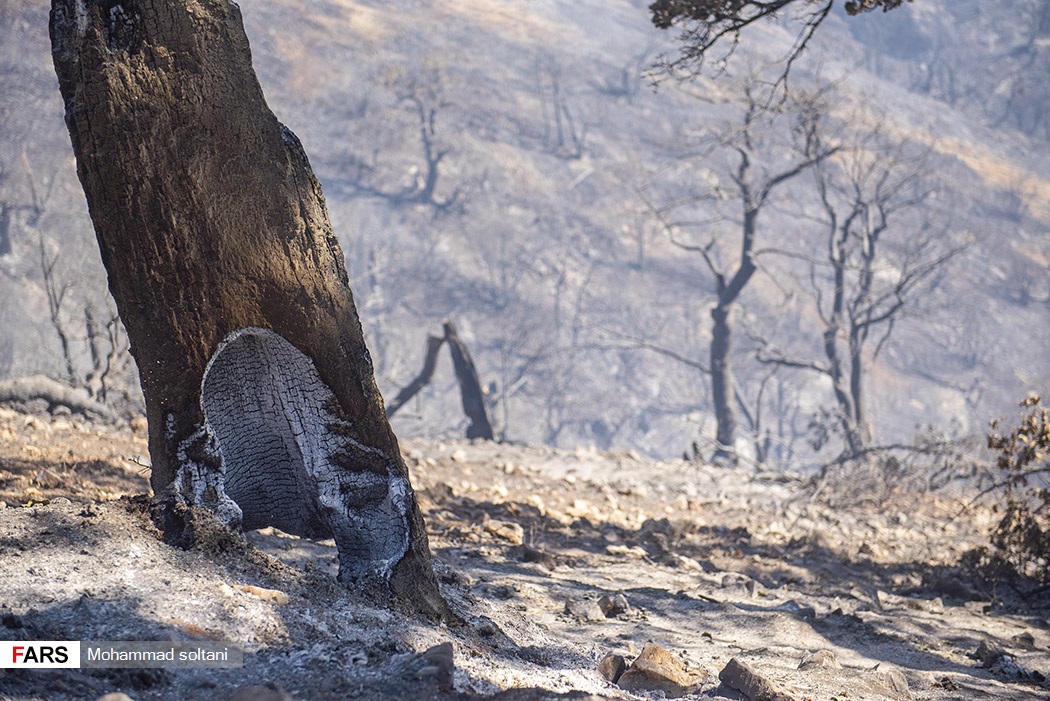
[342,67,462,211]
[385,333,446,418]
[536,54,586,159]
[758,109,963,459]
[646,83,837,464]
[443,320,495,440]
[50,0,445,617]
[386,320,495,440]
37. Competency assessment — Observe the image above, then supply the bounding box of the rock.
[1011,631,1036,650]
[597,653,627,683]
[237,584,290,604]
[129,416,148,433]
[925,574,981,601]
[485,519,525,545]
[617,643,707,698]
[564,597,606,622]
[96,695,137,701]
[598,593,629,618]
[718,657,794,701]
[864,668,911,699]
[226,684,291,701]
[417,642,454,692]
[798,649,841,670]
[974,639,1007,666]
[774,600,816,619]
[515,545,556,569]
[606,544,647,558]
[475,618,500,637]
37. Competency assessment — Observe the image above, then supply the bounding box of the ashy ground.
[0,407,1046,701]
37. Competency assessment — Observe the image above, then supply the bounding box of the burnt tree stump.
[49,0,446,617]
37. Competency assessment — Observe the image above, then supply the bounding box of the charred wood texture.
[385,334,446,419]
[49,0,446,617]
[386,320,495,440]
[443,320,494,440]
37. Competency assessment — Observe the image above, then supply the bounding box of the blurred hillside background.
[1,0,1048,468]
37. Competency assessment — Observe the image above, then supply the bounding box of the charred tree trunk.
[385,334,446,418]
[49,0,446,618]
[0,204,12,257]
[385,322,495,440]
[442,320,494,440]
[709,304,737,463]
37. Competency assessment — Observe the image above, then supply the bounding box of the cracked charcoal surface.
[200,328,409,581]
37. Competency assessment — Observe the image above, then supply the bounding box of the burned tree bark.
[442,320,494,441]
[386,321,495,441]
[49,0,446,617]
[385,334,445,419]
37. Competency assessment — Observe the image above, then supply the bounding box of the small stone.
[798,649,841,670]
[606,544,647,558]
[516,545,556,569]
[864,668,911,699]
[237,584,290,605]
[1011,631,1036,650]
[775,599,816,619]
[417,642,454,691]
[618,643,707,698]
[96,695,136,701]
[226,685,291,701]
[485,519,525,545]
[565,597,605,622]
[975,640,1007,666]
[598,593,629,618]
[597,653,627,683]
[475,618,500,637]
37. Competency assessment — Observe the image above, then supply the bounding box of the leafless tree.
[757,108,965,458]
[38,233,132,405]
[641,81,838,463]
[536,54,586,159]
[342,66,463,211]
[0,149,54,260]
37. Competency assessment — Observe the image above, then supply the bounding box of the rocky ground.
[0,406,1047,701]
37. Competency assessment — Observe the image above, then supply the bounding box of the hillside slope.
[0,0,1048,461]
